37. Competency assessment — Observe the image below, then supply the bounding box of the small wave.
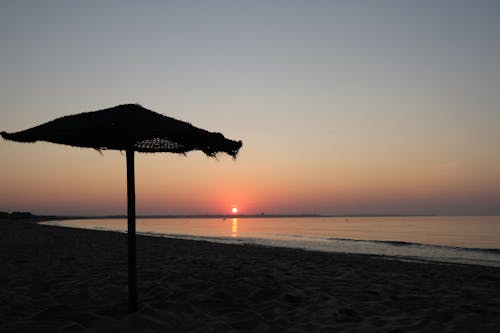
[326,237,500,254]
[268,233,306,238]
[138,231,245,245]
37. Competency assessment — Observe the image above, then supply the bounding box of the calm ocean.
[41,216,500,267]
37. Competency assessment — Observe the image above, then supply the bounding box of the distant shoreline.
[2,212,443,222]
[56,213,438,219]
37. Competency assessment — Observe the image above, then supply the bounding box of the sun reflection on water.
[232,218,238,237]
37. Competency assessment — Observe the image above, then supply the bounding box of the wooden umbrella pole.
[126,148,138,313]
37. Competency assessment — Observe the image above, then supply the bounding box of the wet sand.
[1,218,499,332]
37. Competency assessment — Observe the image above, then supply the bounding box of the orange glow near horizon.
[231,207,238,214]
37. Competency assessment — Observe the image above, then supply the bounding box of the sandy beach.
[1,218,499,332]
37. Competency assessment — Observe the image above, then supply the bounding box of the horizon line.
[2,211,450,220]
[6,211,500,221]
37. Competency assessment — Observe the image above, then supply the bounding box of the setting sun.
[231,207,238,214]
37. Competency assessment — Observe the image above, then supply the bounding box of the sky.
[1,0,499,216]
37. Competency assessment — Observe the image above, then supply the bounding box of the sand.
[1,218,499,332]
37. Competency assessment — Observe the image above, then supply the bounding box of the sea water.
[41,216,500,267]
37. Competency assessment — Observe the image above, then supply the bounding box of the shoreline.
[1,218,500,331]
[42,218,500,269]
[42,220,482,269]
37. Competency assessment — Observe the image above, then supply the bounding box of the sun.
[231,207,238,214]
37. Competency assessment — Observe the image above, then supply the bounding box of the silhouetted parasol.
[1,104,242,312]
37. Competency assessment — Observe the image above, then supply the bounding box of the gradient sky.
[1,0,499,216]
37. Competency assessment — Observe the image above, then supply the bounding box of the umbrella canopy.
[1,103,242,156]
[1,104,242,313]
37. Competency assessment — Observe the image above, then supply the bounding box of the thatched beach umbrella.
[1,104,242,312]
